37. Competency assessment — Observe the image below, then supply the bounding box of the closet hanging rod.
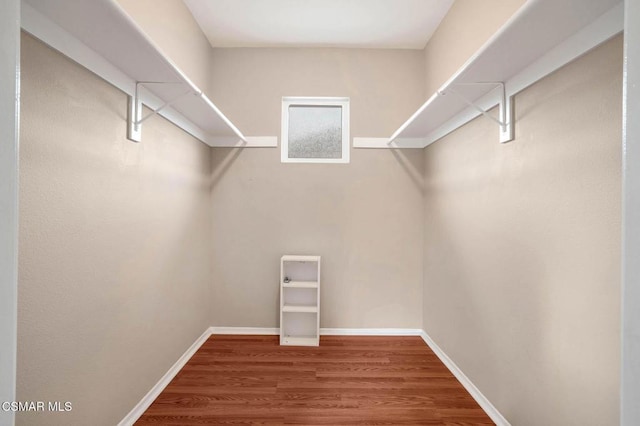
[133,82,195,126]
[109,0,247,142]
[107,0,248,143]
[437,82,510,135]
[22,0,249,146]
[381,0,621,149]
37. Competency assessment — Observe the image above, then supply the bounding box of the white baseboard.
[419,330,510,426]
[210,327,422,336]
[117,326,214,426]
[210,327,423,336]
[211,326,279,335]
[321,328,422,336]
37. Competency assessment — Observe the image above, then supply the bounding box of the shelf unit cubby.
[280,255,320,346]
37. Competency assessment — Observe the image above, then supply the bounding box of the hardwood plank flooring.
[135,335,493,425]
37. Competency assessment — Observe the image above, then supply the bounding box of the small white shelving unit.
[280,255,320,346]
[21,0,277,148]
[353,0,623,149]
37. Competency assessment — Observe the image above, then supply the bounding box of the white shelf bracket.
[127,81,194,143]
[127,93,142,143]
[499,92,515,144]
[439,82,515,144]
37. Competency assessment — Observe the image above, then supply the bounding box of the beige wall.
[422,0,526,96]
[208,48,426,328]
[210,48,426,138]
[422,35,622,425]
[116,0,212,92]
[17,33,212,426]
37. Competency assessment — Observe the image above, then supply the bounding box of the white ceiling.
[183,0,454,50]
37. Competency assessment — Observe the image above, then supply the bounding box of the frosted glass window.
[281,97,350,163]
[288,106,342,159]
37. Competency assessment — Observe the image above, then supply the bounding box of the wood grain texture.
[135,335,494,425]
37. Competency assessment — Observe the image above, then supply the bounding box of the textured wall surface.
[210,47,426,138]
[208,48,426,328]
[17,33,212,426]
[422,36,622,425]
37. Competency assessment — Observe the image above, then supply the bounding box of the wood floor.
[135,335,493,425]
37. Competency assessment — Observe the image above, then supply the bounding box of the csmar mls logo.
[1,401,72,412]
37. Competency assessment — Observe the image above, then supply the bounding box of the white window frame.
[281,97,350,164]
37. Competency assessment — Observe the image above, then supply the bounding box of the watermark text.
[1,401,72,412]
